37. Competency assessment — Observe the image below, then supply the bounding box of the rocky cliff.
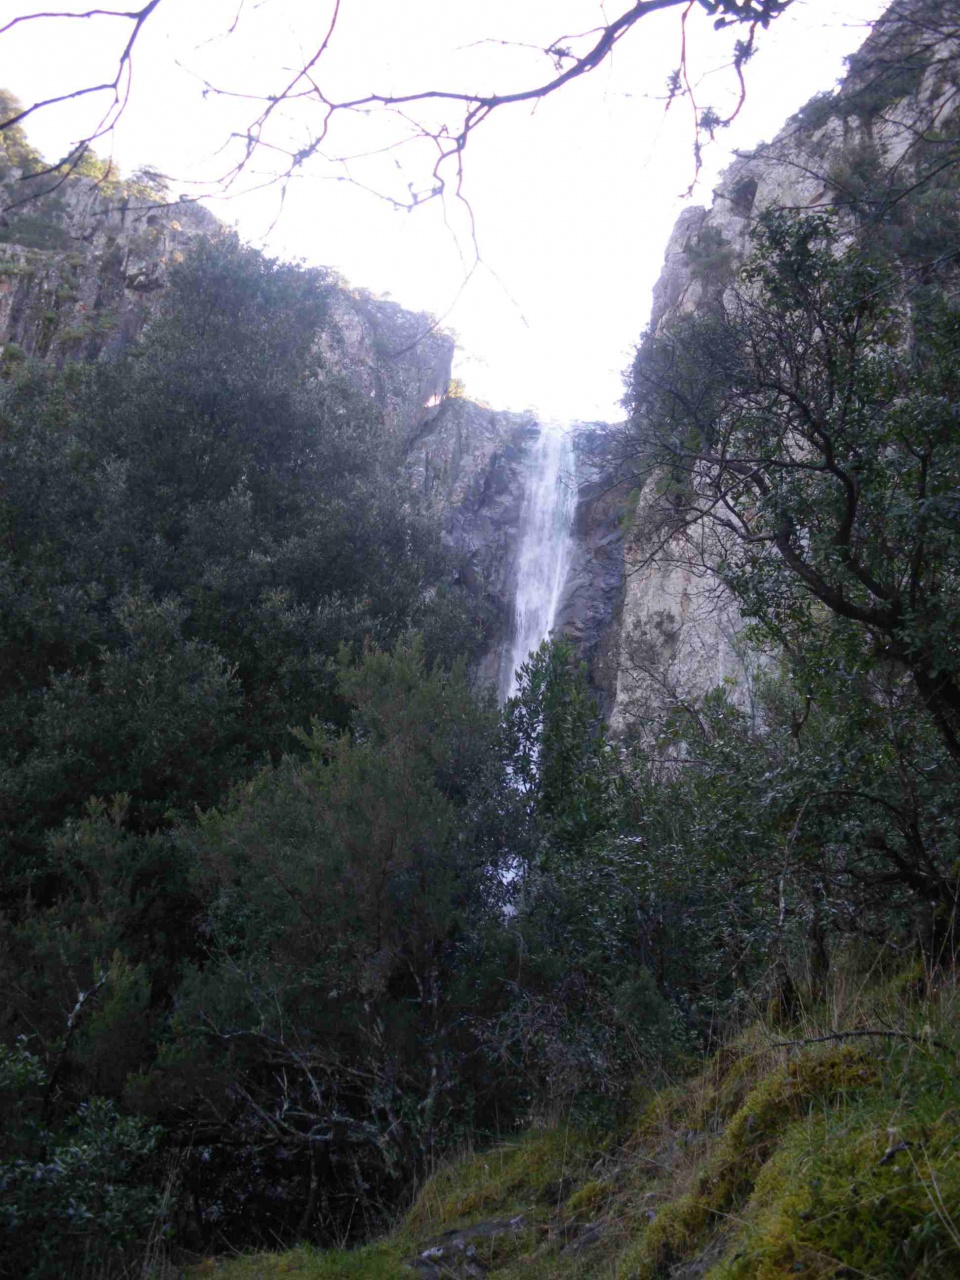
[0,180,453,445]
[6,0,945,720]
[608,0,960,735]
[0,151,628,698]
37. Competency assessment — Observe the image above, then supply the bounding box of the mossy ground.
[190,964,960,1280]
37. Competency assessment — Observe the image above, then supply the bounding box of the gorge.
[2,2,960,1275]
[3,0,957,726]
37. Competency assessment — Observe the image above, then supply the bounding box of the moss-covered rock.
[406,1127,608,1236]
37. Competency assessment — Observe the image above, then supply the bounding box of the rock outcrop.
[0,163,546,686]
[608,0,960,734]
[0,183,220,364]
[0,176,454,444]
[6,0,945,719]
[556,428,629,710]
[406,395,540,683]
[0,157,630,695]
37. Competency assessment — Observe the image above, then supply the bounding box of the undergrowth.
[190,961,960,1280]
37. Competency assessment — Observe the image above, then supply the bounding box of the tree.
[0,1037,166,1280]
[622,205,960,936]
[167,640,511,1246]
[0,232,483,909]
[628,210,960,754]
[0,1,790,216]
[503,637,621,865]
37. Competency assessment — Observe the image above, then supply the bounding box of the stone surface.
[609,466,767,738]
[0,174,453,446]
[556,425,629,711]
[404,1216,528,1279]
[609,0,960,734]
[0,183,219,365]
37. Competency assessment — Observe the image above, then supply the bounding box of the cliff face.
[0,183,219,363]
[0,166,630,696]
[0,169,536,682]
[609,0,960,734]
[6,0,946,716]
[405,403,626,697]
[0,178,454,444]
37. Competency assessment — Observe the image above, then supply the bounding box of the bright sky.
[6,0,889,421]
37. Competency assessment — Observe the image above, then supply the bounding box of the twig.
[768,1028,950,1053]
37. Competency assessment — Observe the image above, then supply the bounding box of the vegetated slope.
[189,2,960,1273]
[190,963,960,1279]
[0,92,617,689]
[3,0,960,1275]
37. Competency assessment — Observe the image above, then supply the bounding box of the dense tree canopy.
[2,6,960,1274]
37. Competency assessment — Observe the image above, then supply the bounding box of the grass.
[188,960,960,1280]
[188,1244,406,1280]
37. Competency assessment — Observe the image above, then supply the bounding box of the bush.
[0,1040,167,1279]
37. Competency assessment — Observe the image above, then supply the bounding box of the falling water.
[503,423,577,700]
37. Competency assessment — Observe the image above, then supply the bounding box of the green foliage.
[0,236,469,854]
[198,974,960,1280]
[625,205,960,943]
[492,643,688,1115]
[408,1127,605,1234]
[4,34,960,1272]
[0,234,490,1258]
[683,226,735,291]
[0,1040,166,1280]
[504,638,620,862]
[0,89,43,176]
[187,1243,407,1279]
[159,640,511,1244]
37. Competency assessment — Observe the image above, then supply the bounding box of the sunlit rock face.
[0,181,220,364]
[0,177,453,443]
[315,289,453,444]
[608,0,960,735]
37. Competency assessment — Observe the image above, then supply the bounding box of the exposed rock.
[0,184,218,364]
[556,425,628,711]
[404,1216,528,1279]
[610,474,764,737]
[406,404,628,699]
[0,177,455,444]
[610,0,960,734]
[0,146,632,701]
[560,1220,604,1254]
[404,394,540,683]
[316,288,454,445]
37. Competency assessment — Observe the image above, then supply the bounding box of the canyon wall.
[0,157,625,699]
[3,0,951,717]
[608,0,960,734]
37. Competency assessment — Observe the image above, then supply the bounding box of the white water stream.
[503,423,577,700]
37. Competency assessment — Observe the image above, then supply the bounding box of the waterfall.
[503,423,577,700]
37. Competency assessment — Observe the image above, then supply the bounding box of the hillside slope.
[190,965,960,1280]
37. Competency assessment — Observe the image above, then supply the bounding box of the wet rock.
[404,1216,528,1279]
[561,1221,604,1255]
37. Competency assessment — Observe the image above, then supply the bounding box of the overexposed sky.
[6,0,889,420]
